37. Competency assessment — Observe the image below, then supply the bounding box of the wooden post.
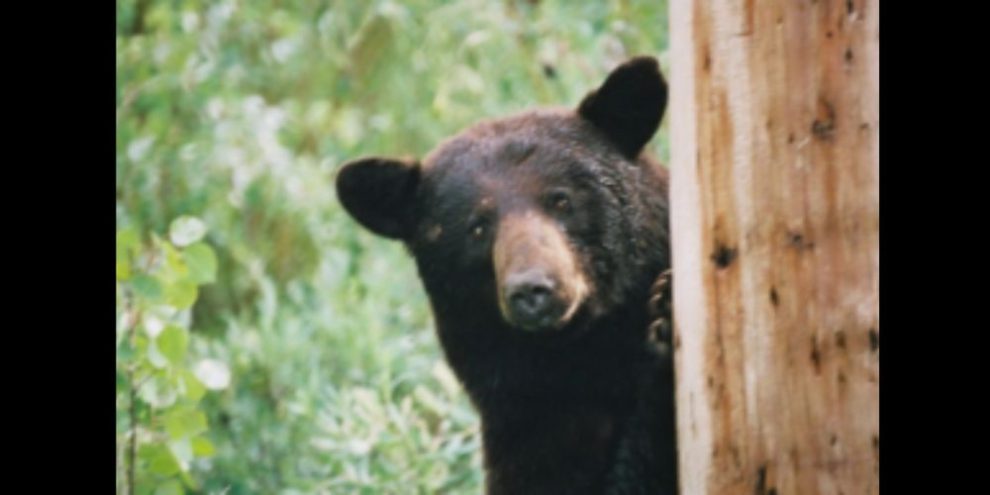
[668,1,878,494]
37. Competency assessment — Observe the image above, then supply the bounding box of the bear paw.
[647,269,673,353]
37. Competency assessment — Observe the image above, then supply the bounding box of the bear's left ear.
[577,56,668,159]
[335,157,421,240]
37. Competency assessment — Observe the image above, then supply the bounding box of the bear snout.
[493,213,590,332]
[503,269,565,331]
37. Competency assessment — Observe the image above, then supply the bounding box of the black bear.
[336,56,676,494]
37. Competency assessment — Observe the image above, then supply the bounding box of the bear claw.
[647,269,673,346]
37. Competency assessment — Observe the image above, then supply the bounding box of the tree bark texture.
[668,1,878,494]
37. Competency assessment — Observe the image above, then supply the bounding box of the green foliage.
[116,221,225,494]
[117,0,667,493]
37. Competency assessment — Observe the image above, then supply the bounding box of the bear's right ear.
[335,157,420,240]
[577,56,668,159]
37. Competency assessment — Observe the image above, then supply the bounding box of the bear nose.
[505,272,560,330]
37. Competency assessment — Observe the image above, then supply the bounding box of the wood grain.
[669,1,879,493]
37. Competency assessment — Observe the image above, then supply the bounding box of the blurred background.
[115,1,668,493]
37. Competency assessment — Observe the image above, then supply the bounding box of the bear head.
[336,56,669,341]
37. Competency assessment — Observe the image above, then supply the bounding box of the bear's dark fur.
[336,56,676,494]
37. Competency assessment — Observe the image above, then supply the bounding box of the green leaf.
[116,229,137,281]
[165,279,198,309]
[131,274,163,302]
[191,436,216,457]
[117,228,139,257]
[116,259,132,281]
[169,216,207,247]
[162,242,189,279]
[153,480,183,495]
[178,467,197,490]
[182,242,217,284]
[166,439,198,488]
[138,374,177,408]
[180,369,206,402]
[146,339,169,369]
[164,407,207,440]
[116,338,135,361]
[157,325,188,366]
[139,443,180,476]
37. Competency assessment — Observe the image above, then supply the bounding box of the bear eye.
[547,189,572,213]
[468,218,489,240]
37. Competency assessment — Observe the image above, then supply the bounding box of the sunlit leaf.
[180,369,206,402]
[139,374,177,408]
[192,436,216,457]
[143,314,165,338]
[182,242,218,284]
[153,480,183,495]
[146,339,169,369]
[157,325,188,366]
[117,228,139,254]
[139,443,180,476]
[116,259,131,281]
[194,359,231,390]
[165,279,198,309]
[162,242,189,279]
[169,216,207,247]
[164,407,207,439]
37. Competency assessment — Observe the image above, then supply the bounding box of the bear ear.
[335,157,421,240]
[577,56,668,159]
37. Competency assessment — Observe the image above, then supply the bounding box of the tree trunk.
[668,1,879,494]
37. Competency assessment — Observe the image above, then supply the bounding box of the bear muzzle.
[494,213,589,332]
[503,269,567,330]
